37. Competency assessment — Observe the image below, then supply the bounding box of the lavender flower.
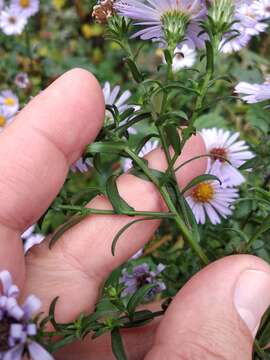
[120,263,166,298]
[0,271,54,359]
[235,77,270,104]
[0,107,14,133]
[11,0,40,18]
[163,41,197,72]
[0,90,19,117]
[186,164,239,225]
[252,0,270,19]
[201,127,254,187]
[0,6,28,35]
[21,225,45,253]
[14,72,30,89]
[114,0,206,47]
[70,157,93,174]
[220,0,269,53]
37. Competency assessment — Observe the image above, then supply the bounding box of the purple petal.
[28,341,55,360]
[22,295,41,320]
[3,345,23,360]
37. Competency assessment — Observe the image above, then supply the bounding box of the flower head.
[0,6,28,35]
[14,72,30,89]
[0,107,14,132]
[201,128,254,187]
[114,0,206,47]
[21,225,45,254]
[120,263,166,298]
[70,157,93,173]
[164,41,196,71]
[252,0,270,19]
[11,0,40,18]
[0,90,19,117]
[235,77,270,104]
[0,270,54,359]
[186,170,239,225]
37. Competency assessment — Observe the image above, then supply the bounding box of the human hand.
[1,68,270,360]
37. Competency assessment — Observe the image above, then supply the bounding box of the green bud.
[207,0,235,26]
[161,10,190,51]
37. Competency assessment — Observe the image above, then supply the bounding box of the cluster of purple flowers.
[120,263,166,298]
[0,270,53,359]
[114,0,270,53]
[0,0,39,36]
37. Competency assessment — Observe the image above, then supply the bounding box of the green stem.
[57,205,176,219]
[125,148,209,265]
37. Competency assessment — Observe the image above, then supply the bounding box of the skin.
[1,68,270,360]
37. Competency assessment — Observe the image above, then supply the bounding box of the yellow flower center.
[20,0,30,8]
[4,98,15,106]
[0,115,6,127]
[192,183,214,203]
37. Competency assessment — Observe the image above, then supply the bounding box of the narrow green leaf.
[125,57,143,83]
[71,187,102,205]
[49,214,88,248]
[181,174,221,195]
[164,124,181,156]
[106,175,135,214]
[205,40,214,74]
[181,197,200,245]
[127,284,156,320]
[111,328,128,360]
[111,217,159,255]
[87,141,126,155]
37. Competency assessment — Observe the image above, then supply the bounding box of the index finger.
[0,68,105,284]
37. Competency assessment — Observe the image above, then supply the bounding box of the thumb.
[145,255,270,360]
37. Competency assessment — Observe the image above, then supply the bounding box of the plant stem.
[57,205,176,219]
[125,148,209,265]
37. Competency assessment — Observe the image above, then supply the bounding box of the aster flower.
[252,0,270,19]
[0,107,14,132]
[0,90,19,117]
[186,167,239,225]
[219,1,268,53]
[0,0,4,11]
[70,157,93,174]
[122,140,159,172]
[201,128,254,187]
[235,77,270,104]
[120,263,166,298]
[114,0,206,47]
[14,72,30,89]
[0,270,54,359]
[21,224,45,253]
[0,6,28,35]
[164,42,197,72]
[10,0,40,18]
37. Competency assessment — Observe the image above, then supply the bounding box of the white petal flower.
[10,0,40,18]
[0,6,28,35]
[201,128,254,187]
[235,77,270,103]
[251,0,270,19]
[21,224,45,253]
[0,89,19,117]
[0,106,14,132]
[162,42,197,71]
[122,140,159,172]
[186,174,239,225]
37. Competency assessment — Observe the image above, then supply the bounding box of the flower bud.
[161,10,190,51]
[207,0,235,27]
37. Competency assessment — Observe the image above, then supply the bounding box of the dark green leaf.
[164,124,181,156]
[49,214,88,248]
[125,57,143,83]
[111,217,160,255]
[111,328,128,360]
[87,141,127,155]
[106,175,135,214]
[181,174,221,195]
[71,187,102,205]
[127,284,156,320]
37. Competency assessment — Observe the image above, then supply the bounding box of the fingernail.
[234,270,270,337]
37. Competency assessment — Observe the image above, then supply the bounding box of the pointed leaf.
[164,124,181,156]
[87,142,127,155]
[181,174,221,195]
[111,328,128,360]
[106,175,135,214]
[127,284,156,320]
